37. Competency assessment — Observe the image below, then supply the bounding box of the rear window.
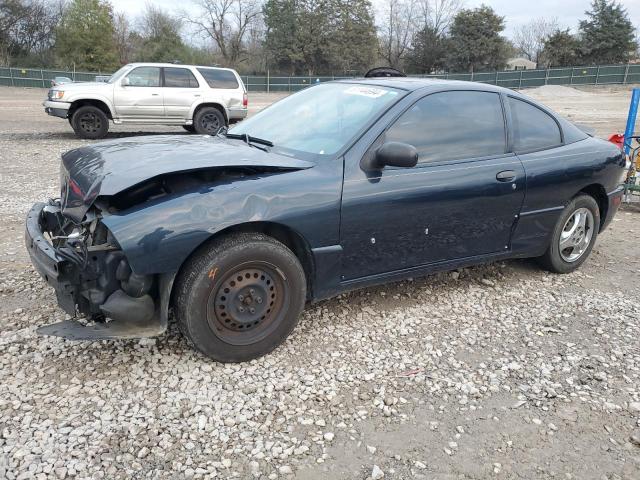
[164,67,199,88]
[197,68,239,89]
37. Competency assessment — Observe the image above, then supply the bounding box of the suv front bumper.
[43,100,70,119]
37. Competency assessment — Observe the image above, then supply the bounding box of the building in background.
[506,57,537,70]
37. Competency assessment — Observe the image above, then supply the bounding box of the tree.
[579,0,636,64]
[186,0,262,67]
[55,0,118,71]
[406,0,462,74]
[326,0,377,74]
[378,0,417,69]
[539,29,581,67]
[136,4,189,63]
[446,5,509,73]
[512,17,559,63]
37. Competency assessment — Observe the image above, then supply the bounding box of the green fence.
[2,64,640,91]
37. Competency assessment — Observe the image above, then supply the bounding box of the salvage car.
[27,78,626,362]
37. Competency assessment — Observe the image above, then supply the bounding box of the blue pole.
[624,88,640,155]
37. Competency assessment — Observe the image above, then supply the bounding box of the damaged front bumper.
[25,201,171,340]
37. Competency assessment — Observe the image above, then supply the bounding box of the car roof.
[125,62,237,72]
[334,77,510,95]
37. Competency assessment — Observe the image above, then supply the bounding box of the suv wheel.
[174,233,306,362]
[71,106,109,139]
[182,125,196,133]
[193,107,225,135]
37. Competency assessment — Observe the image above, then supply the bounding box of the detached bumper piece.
[26,201,167,340]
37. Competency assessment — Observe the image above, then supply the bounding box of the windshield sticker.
[344,86,392,98]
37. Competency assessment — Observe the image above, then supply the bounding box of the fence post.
[544,67,549,85]
[470,71,474,82]
[40,69,44,88]
[519,70,523,89]
[495,70,499,86]
[267,70,270,93]
[595,65,600,86]
[569,67,574,85]
[288,76,291,93]
[624,64,629,85]
[9,67,14,87]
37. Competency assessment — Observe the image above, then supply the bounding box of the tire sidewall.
[72,106,109,139]
[193,107,225,135]
[546,195,600,273]
[179,237,306,362]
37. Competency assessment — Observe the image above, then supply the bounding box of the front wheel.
[174,233,307,362]
[71,105,109,139]
[537,194,600,273]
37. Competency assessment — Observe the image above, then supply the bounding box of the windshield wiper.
[224,132,274,148]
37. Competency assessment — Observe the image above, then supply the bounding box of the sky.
[110,0,640,39]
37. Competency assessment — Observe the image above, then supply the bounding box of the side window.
[509,97,562,152]
[385,91,506,164]
[164,67,199,88]
[124,67,161,87]
[197,68,239,89]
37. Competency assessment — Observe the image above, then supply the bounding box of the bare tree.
[513,17,559,63]
[185,0,261,67]
[113,11,133,65]
[416,0,461,35]
[378,0,418,69]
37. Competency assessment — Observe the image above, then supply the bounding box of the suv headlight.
[50,90,64,100]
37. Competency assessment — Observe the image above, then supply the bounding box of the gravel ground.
[1,86,639,480]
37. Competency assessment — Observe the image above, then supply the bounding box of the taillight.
[243,92,248,108]
[608,133,624,150]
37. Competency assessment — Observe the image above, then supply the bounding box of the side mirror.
[364,142,418,171]
[121,77,130,86]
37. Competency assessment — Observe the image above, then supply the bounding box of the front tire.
[174,233,307,362]
[538,194,600,273]
[71,106,109,139]
[193,107,225,135]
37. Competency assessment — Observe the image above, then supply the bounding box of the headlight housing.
[50,90,64,100]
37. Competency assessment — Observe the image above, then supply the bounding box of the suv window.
[509,97,561,152]
[197,68,239,89]
[124,67,161,87]
[164,67,199,88]
[386,91,506,164]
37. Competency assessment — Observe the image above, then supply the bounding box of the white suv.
[43,63,248,139]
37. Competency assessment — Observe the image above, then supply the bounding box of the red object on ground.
[608,133,625,149]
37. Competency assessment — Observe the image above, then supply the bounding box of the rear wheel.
[193,107,225,135]
[71,106,109,139]
[537,194,600,273]
[174,233,306,362]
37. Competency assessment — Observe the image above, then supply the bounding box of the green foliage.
[55,0,118,71]
[579,0,636,64]
[264,0,376,75]
[406,26,448,74]
[540,29,581,67]
[446,5,510,73]
[135,7,189,63]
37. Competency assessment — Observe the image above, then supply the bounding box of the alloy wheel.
[559,207,594,263]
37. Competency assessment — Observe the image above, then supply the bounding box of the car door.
[340,90,526,280]
[113,66,164,118]
[163,67,201,120]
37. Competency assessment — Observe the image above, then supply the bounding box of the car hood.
[54,81,110,92]
[60,135,314,223]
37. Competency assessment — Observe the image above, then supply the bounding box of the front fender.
[100,166,342,276]
[66,93,116,117]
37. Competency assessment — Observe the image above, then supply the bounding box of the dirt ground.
[0,86,639,480]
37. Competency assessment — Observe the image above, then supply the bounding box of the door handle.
[151,93,159,96]
[496,170,516,182]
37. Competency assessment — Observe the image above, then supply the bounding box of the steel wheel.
[200,112,221,134]
[207,262,289,346]
[559,207,594,263]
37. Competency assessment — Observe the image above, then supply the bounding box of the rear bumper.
[228,107,248,120]
[602,185,624,231]
[43,100,70,119]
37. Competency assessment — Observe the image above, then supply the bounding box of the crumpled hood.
[60,135,314,223]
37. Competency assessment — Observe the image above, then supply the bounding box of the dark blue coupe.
[26,78,626,361]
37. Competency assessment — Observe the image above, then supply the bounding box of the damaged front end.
[25,200,167,339]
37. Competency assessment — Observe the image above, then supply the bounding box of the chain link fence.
[2,64,640,91]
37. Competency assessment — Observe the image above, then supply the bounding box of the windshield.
[108,65,130,84]
[230,83,402,157]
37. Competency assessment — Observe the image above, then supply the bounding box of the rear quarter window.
[509,97,562,152]
[197,68,240,89]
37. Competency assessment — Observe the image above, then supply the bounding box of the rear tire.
[174,233,306,362]
[537,194,600,273]
[71,106,109,139]
[193,107,225,135]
